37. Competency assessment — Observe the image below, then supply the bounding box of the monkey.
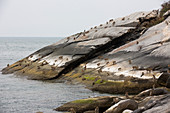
[132,66,138,70]
[146,67,153,73]
[22,70,25,73]
[7,64,9,67]
[98,56,103,59]
[95,106,99,113]
[122,17,125,20]
[141,72,145,77]
[112,21,115,26]
[112,61,117,65]
[128,60,132,64]
[104,58,109,60]
[109,19,114,22]
[51,66,56,71]
[118,68,121,71]
[136,41,139,45]
[59,56,63,59]
[69,108,76,113]
[125,92,129,99]
[165,21,169,25]
[106,61,109,65]
[37,66,40,69]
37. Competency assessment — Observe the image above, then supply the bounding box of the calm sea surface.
[0,37,111,113]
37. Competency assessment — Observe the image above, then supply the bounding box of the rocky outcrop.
[55,88,170,113]
[2,11,159,79]
[1,9,170,94]
[56,87,164,113]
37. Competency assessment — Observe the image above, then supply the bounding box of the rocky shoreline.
[55,88,170,113]
[1,2,170,113]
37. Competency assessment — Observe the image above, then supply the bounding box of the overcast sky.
[0,0,167,37]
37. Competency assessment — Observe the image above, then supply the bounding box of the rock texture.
[1,7,170,113]
[55,88,169,113]
[2,10,170,94]
[104,99,138,113]
[55,96,121,113]
[133,94,170,113]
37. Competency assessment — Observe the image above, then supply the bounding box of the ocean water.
[0,37,110,113]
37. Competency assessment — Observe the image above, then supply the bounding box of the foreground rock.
[55,88,169,113]
[55,96,121,113]
[133,94,170,113]
[104,99,138,113]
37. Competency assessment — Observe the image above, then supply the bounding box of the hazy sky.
[0,0,167,37]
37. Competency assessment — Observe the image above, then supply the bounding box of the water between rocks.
[0,37,111,113]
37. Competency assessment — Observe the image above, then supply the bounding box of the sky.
[0,0,168,37]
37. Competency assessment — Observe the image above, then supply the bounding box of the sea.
[0,37,111,113]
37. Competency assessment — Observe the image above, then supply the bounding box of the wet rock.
[104,99,138,113]
[55,96,121,113]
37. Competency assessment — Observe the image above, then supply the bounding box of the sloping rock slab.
[1,11,154,80]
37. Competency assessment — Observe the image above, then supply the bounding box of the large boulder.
[55,96,121,113]
[104,99,138,113]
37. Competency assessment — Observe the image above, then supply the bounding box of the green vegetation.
[83,75,96,81]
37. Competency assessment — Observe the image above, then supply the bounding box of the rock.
[122,109,133,113]
[1,11,158,81]
[84,110,95,113]
[136,88,168,97]
[55,96,121,113]
[104,99,138,113]
[1,9,169,95]
[163,10,170,19]
[133,94,170,113]
[166,76,170,88]
[157,73,170,86]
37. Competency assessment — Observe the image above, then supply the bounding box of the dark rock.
[166,76,170,88]
[157,73,170,86]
